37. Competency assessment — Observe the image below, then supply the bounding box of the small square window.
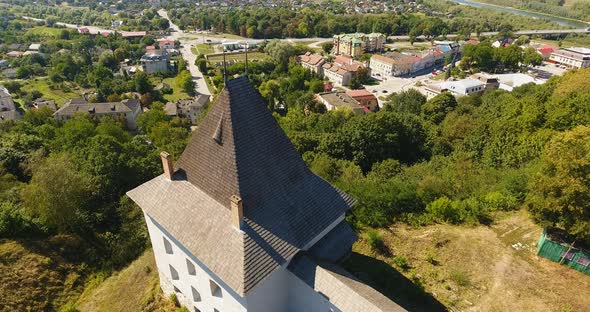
[187,259,196,276]
[170,265,179,280]
[163,237,173,254]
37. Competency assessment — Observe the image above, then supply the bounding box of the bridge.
[390,28,589,41]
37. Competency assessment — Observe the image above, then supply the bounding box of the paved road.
[158,10,211,96]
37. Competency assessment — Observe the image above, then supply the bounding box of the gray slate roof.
[127,76,354,296]
[55,99,140,116]
[0,110,21,121]
[288,255,407,312]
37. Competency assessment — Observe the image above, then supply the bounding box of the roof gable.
[130,76,355,296]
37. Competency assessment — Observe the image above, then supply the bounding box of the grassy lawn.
[346,210,590,311]
[162,77,191,102]
[194,43,215,55]
[76,250,177,312]
[25,26,64,37]
[207,52,268,64]
[205,33,245,40]
[0,239,85,312]
[20,78,81,107]
[531,37,590,48]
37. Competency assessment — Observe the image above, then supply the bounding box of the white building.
[141,50,170,74]
[549,47,590,69]
[164,95,210,124]
[127,76,405,312]
[494,73,545,91]
[54,98,142,129]
[425,78,485,99]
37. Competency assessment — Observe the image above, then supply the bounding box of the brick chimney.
[230,195,244,230]
[160,151,174,180]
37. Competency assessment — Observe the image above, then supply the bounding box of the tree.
[259,79,281,109]
[264,40,297,72]
[527,126,590,241]
[132,71,152,94]
[99,50,117,70]
[422,93,457,124]
[522,48,543,67]
[321,42,334,54]
[21,153,94,234]
[196,58,207,74]
[383,89,427,115]
[176,70,194,95]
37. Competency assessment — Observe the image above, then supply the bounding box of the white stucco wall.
[145,213,248,312]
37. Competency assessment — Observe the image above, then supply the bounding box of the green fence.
[537,229,590,275]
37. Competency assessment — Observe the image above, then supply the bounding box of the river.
[451,0,590,28]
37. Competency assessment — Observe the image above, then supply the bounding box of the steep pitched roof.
[128,76,354,296]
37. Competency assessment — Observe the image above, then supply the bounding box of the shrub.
[484,191,518,211]
[426,196,461,224]
[449,270,471,287]
[366,230,388,255]
[393,256,410,271]
[169,293,179,307]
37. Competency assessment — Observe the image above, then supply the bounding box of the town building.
[28,43,41,52]
[126,76,404,312]
[0,87,20,122]
[536,45,557,61]
[141,50,170,74]
[425,78,486,99]
[346,89,379,112]
[112,20,124,28]
[470,73,500,92]
[299,52,325,74]
[322,56,365,87]
[494,73,545,91]
[54,98,142,129]
[2,68,17,79]
[333,33,385,57]
[315,91,367,114]
[6,51,23,58]
[164,95,210,124]
[29,98,58,111]
[158,39,176,50]
[369,53,416,77]
[549,47,590,69]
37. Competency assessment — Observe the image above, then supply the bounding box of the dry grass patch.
[348,210,590,312]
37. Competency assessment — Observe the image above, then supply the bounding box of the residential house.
[549,47,590,69]
[141,50,170,74]
[112,20,124,28]
[321,56,365,87]
[164,95,210,124]
[299,52,325,74]
[127,76,404,312]
[315,91,366,114]
[333,33,385,57]
[0,59,8,68]
[425,78,486,99]
[6,51,23,58]
[2,68,16,79]
[158,39,176,50]
[28,43,41,52]
[29,98,58,111]
[54,98,142,129]
[0,87,20,122]
[346,89,379,112]
[120,31,147,39]
[537,45,557,60]
[78,27,90,34]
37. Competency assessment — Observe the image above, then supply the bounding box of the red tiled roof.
[466,39,480,45]
[120,31,147,38]
[146,45,156,50]
[538,46,556,54]
[346,89,374,98]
